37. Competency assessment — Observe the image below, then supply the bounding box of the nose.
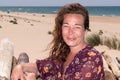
[68,27,74,35]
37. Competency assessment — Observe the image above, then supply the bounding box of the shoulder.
[36,57,61,68]
[36,57,55,66]
[83,45,101,57]
[85,45,103,65]
[79,45,103,63]
[36,58,60,74]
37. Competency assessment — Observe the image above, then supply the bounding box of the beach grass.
[9,18,18,24]
[0,25,2,28]
[86,33,101,46]
[86,32,120,50]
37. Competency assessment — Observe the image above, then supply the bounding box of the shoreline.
[1,10,120,16]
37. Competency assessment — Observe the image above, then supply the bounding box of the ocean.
[0,6,120,16]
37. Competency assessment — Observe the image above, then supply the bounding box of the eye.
[63,25,68,27]
[75,26,82,29]
[76,26,81,28]
[62,24,69,28]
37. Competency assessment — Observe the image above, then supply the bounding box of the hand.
[24,72,36,80]
[11,65,25,80]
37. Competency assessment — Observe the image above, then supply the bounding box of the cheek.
[76,31,85,37]
[62,28,68,36]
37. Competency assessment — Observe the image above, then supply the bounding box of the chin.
[67,43,76,47]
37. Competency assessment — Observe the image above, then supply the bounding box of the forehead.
[63,14,84,23]
[64,14,84,20]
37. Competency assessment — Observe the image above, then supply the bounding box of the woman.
[11,3,105,80]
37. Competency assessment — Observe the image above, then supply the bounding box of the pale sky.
[0,0,120,6]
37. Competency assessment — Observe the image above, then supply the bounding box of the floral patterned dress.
[36,45,105,80]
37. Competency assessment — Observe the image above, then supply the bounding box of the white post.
[0,38,14,79]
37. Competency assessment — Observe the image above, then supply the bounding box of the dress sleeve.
[36,58,58,79]
[79,51,105,80]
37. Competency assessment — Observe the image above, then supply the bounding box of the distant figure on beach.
[11,3,105,80]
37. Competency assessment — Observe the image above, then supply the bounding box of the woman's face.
[62,14,86,48]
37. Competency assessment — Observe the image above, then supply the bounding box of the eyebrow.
[63,22,68,24]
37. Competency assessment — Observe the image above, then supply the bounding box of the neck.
[70,42,87,55]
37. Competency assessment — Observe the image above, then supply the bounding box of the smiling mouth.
[67,37,75,41]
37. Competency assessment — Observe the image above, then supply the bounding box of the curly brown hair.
[49,3,89,62]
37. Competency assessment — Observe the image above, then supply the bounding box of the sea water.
[0,6,120,16]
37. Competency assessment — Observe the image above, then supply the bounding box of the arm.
[11,63,38,80]
[22,63,38,74]
[24,72,36,80]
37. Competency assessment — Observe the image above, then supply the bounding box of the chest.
[61,55,86,80]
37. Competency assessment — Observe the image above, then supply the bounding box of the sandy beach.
[0,11,120,62]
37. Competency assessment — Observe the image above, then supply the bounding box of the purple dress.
[36,45,105,80]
